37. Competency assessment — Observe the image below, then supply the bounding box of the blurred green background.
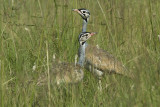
[1,0,160,106]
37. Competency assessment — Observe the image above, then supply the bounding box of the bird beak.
[90,32,97,36]
[72,9,81,14]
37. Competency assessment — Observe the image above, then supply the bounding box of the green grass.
[1,0,160,106]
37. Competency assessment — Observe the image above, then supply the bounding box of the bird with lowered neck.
[37,32,96,85]
[73,8,131,78]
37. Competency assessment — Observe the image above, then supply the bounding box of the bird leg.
[98,78,102,92]
[94,64,103,92]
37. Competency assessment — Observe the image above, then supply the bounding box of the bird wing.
[85,45,126,75]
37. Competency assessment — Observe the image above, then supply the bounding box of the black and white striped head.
[79,32,96,45]
[73,8,90,22]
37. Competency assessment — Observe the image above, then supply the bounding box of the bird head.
[79,32,96,45]
[72,8,90,22]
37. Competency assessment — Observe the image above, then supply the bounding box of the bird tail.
[114,62,134,79]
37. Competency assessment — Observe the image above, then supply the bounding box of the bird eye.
[81,11,85,13]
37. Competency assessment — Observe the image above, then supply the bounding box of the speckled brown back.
[85,45,127,75]
[51,62,84,84]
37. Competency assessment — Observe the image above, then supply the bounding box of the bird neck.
[82,19,88,32]
[78,43,86,67]
[78,19,88,67]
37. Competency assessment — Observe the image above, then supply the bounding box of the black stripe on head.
[78,8,87,11]
[82,41,86,45]
[82,33,88,38]
[79,32,90,39]
[84,19,87,22]
[78,8,90,13]
[78,33,83,40]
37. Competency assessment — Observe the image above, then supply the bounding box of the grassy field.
[1,0,160,106]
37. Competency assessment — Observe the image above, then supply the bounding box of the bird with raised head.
[72,8,130,78]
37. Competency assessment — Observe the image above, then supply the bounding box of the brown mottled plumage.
[85,45,127,77]
[52,61,84,85]
[37,55,84,86]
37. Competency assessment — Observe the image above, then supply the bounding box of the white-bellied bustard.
[72,8,131,80]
